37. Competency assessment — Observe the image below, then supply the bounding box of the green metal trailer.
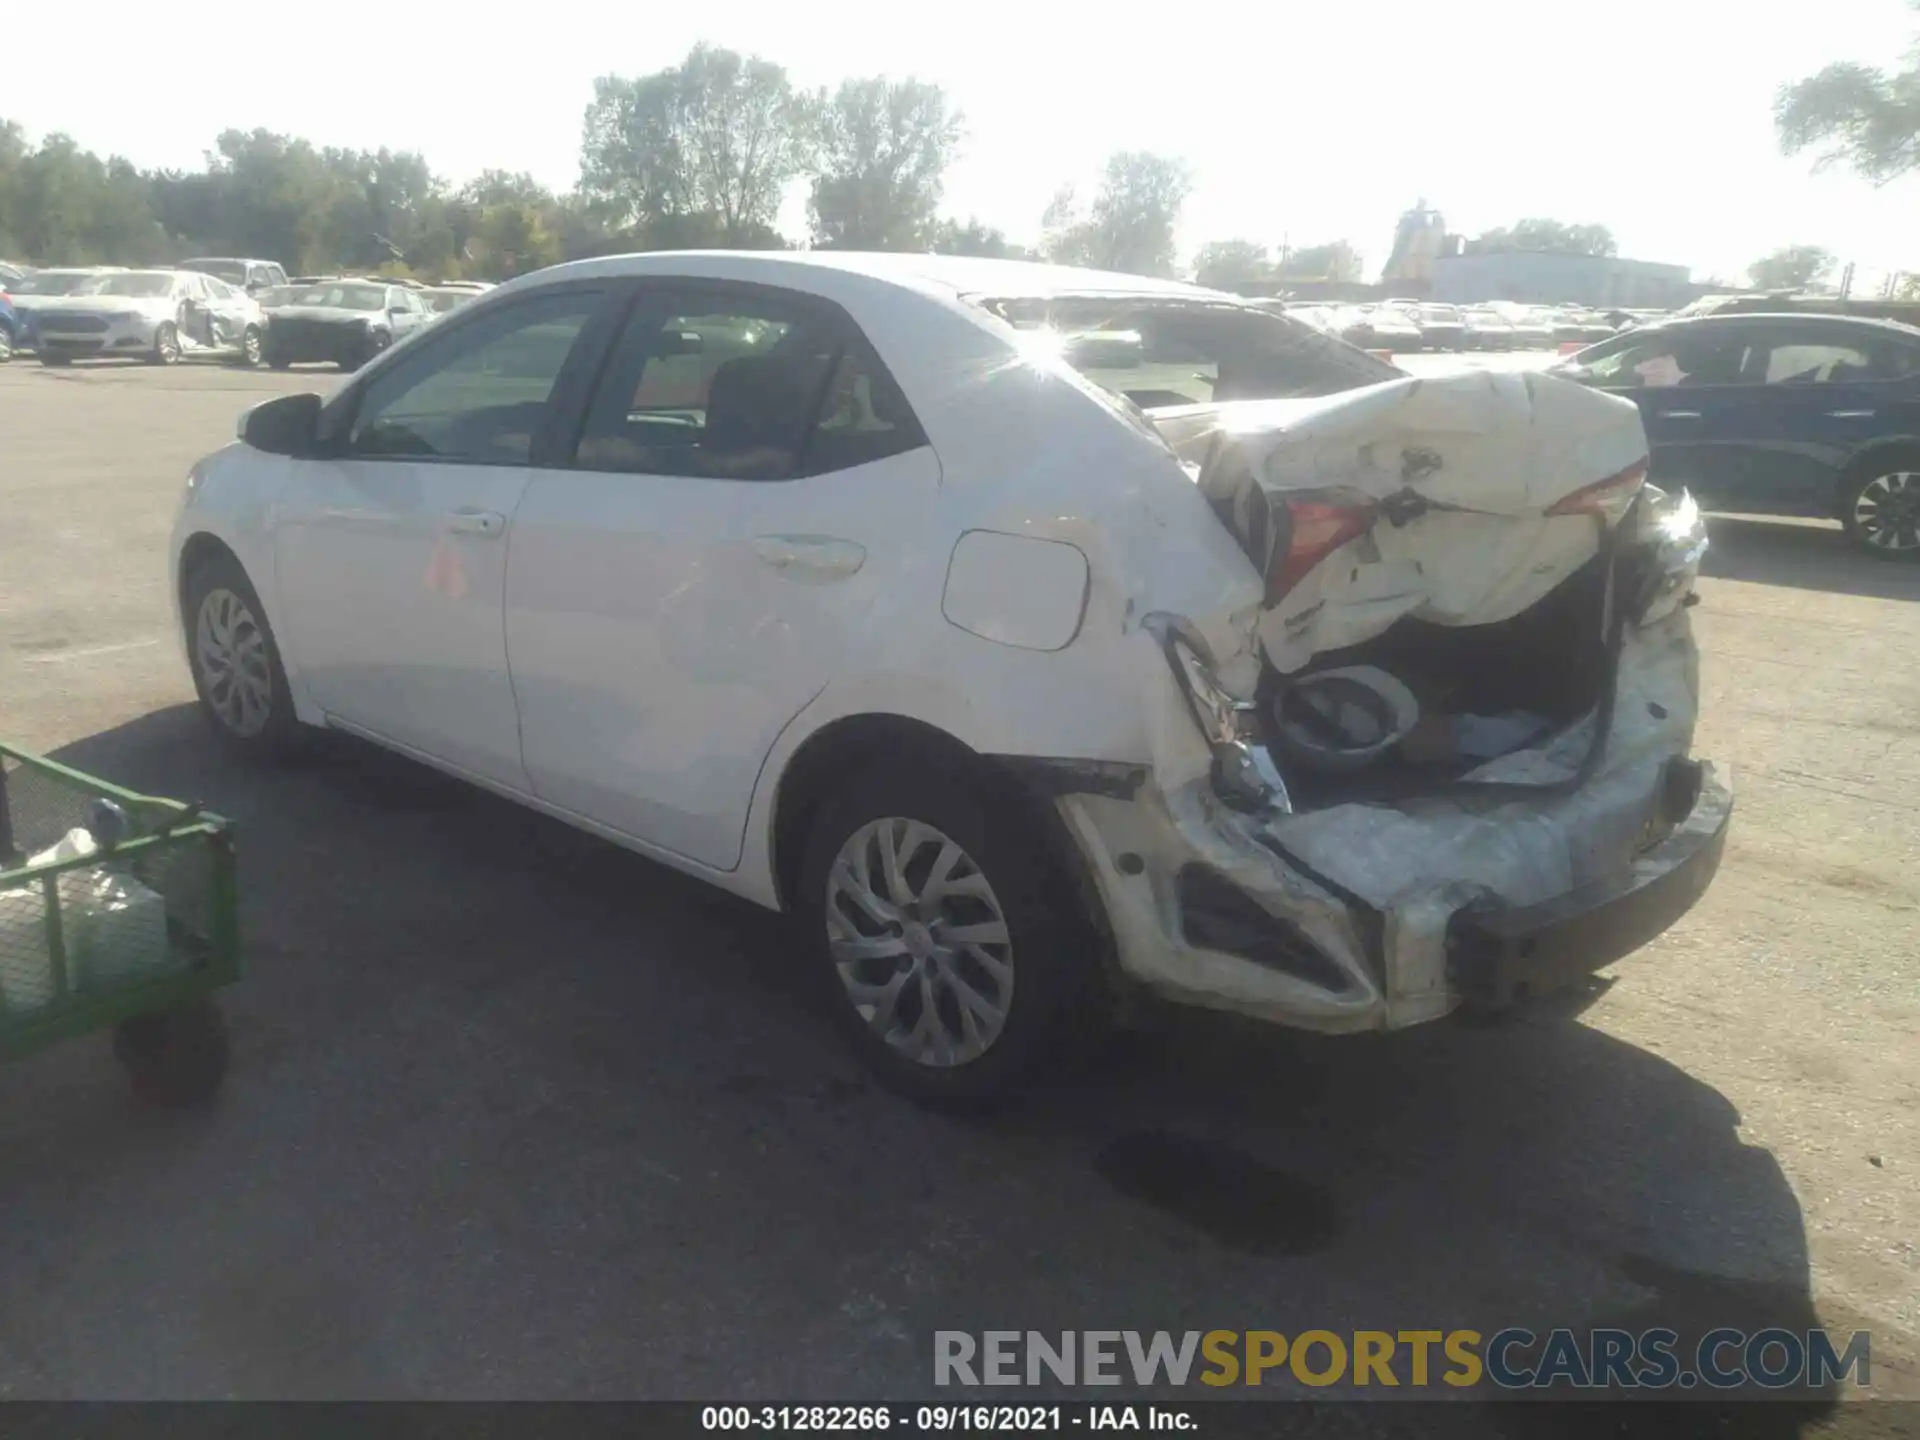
[0,743,238,1103]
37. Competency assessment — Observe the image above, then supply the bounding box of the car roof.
[525,249,1221,305]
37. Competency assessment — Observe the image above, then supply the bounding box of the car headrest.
[704,355,820,451]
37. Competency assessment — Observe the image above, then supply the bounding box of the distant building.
[1431,249,1692,308]
[1381,200,1449,287]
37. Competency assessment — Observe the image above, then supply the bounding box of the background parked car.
[1335,304,1423,351]
[180,257,290,295]
[0,260,26,285]
[421,285,487,320]
[34,269,265,367]
[1462,307,1515,351]
[261,278,433,369]
[6,266,126,349]
[0,290,18,362]
[1411,302,1466,351]
[1553,311,1920,556]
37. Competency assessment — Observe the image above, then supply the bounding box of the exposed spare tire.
[1271,665,1420,775]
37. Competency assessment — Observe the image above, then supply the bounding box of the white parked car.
[170,252,1729,1103]
[36,269,266,367]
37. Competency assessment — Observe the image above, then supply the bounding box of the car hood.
[34,294,173,315]
[1150,369,1650,672]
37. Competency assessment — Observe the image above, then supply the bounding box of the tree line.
[0,41,1374,287]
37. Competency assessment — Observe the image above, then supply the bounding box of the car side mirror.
[238,392,322,457]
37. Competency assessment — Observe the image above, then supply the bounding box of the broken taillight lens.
[1267,500,1375,603]
[1544,459,1650,524]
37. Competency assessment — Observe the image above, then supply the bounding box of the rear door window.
[571,285,927,480]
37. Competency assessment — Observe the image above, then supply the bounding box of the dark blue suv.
[1555,312,1920,557]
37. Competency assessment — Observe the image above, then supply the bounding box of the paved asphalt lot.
[0,354,1916,1428]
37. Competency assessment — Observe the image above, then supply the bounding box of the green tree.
[1468,218,1617,257]
[927,217,1031,258]
[1191,239,1271,288]
[1776,5,1920,183]
[1281,240,1363,281]
[579,43,811,244]
[808,77,963,250]
[1043,151,1192,276]
[1746,244,1836,291]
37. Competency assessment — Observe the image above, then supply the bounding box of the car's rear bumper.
[1446,759,1731,1007]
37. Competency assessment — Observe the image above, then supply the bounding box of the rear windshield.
[185,260,249,284]
[973,295,1400,408]
[290,283,386,311]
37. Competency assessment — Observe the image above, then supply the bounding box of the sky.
[8,0,1919,286]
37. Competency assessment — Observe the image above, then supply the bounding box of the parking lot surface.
[0,359,1915,1419]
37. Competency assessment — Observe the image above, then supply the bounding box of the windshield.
[424,290,469,313]
[289,282,387,311]
[185,259,249,284]
[12,270,105,296]
[975,295,1400,408]
[89,272,177,298]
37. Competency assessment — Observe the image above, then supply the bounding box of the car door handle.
[446,509,506,537]
[751,535,867,581]
[1826,409,1876,419]
[1658,410,1701,420]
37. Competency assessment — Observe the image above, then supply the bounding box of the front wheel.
[182,551,309,756]
[796,761,1106,1107]
[1840,465,1920,559]
[149,321,181,365]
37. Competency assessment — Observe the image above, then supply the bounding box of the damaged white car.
[169,253,1729,1102]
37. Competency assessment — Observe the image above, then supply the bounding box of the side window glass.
[1764,341,1874,385]
[798,338,928,475]
[573,293,927,480]
[346,290,602,465]
[574,295,833,480]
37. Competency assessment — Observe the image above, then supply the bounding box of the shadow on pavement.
[1702,513,1920,601]
[0,708,1843,1429]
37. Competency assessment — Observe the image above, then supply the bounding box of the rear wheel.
[1840,462,1920,559]
[234,326,263,368]
[796,760,1106,1106]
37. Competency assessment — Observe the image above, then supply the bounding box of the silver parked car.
[34,269,267,367]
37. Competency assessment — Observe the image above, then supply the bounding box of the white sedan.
[170,252,1730,1103]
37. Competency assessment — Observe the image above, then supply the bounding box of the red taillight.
[1545,460,1649,523]
[1268,500,1375,602]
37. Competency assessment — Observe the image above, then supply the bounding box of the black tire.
[1837,455,1920,561]
[149,321,181,366]
[265,350,292,371]
[181,549,310,757]
[114,999,230,1107]
[234,326,263,368]
[795,759,1107,1107]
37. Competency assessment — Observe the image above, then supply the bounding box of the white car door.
[504,282,941,870]
[272,285,617,787]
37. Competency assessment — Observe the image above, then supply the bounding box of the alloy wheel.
[194,587,274,737]
[1854,471,1920,553]
[825,818,1014,1068]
